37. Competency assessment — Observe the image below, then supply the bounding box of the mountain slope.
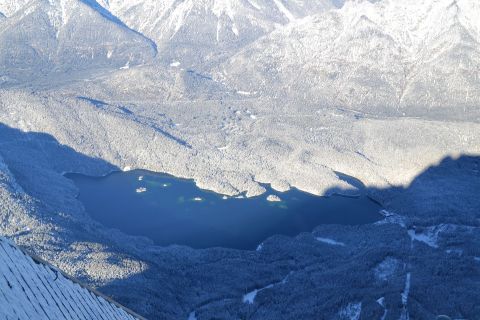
[0,0,156,85]
[216,0,480,117]
[0,0,30,17]
[98,0,339,68]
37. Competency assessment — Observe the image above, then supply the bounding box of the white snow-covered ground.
[407,225,451,248]
[400,272,412,320]
[242,289,259,304]
[338,302,362,320]
[376,297,388,320]
[315,237,346,246]
[0,0,479,319]
[374,257,400,282]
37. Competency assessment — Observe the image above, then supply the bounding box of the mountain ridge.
[0,0,156,85]
[96,0,340,67]
[0,1,479,319]
[215,0,480,117]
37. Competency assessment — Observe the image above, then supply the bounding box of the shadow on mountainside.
[100,155,480,320]
[0,123,148,288]
[0,122,478,320]
[370,155,480,225]
[0,122,118,210]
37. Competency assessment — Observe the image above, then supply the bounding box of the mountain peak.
[0,0,156,85]
[0,0,29,17]
[98,0,338,67]
[216,0,480,115]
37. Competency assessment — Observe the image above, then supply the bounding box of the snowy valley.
[0,0,479,319]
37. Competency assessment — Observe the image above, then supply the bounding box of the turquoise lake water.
[67,170,382,250]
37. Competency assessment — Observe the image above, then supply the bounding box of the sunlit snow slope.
[0,1,479,319]
[217,0,480,117]
[97,0,339,67]
[0,0,156,85]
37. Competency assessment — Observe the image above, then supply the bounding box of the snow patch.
[408,229,437,248]
[273,0,295,22]
[231,24,239,36]
[445,249,463,256]
[376,297,388,320]
[120,61,130,70]
[136,187,147,193]
[376,297,385,307]
[242,272,293,304]
[316,237,345,246]
[170,61,181,67]
[338,302,362,320]
[243,289,258,304]
[374,257,400,281]
[247,0,261,10]
[402,273,411,304]
[400,272,411,320]
[216,21,221,42]
[407,225,449,248]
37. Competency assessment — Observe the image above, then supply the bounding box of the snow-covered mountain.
[0,1,479,319]
[3,0,478,114]
[0,0,30,17]
[0,0,156,85]
[97,0,340,67]
[216,0,480,117]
